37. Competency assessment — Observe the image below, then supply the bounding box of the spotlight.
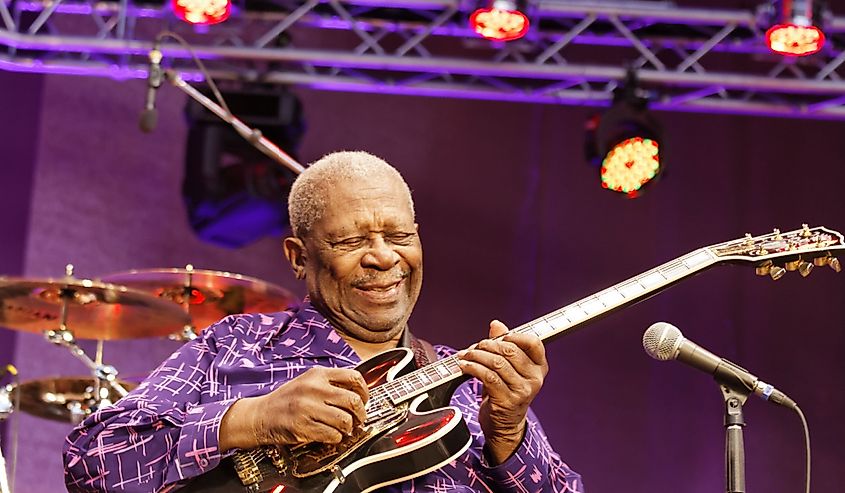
[763,0,827,56]
[469,0,530,42]
[182,86,306,248]
[586,71,663,199]
[172,0,231,25]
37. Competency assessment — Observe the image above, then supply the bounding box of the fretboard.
[377,247,719,406]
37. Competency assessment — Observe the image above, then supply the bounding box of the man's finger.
[322,387,368,424]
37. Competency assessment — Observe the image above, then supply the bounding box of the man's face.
[295,176,423,344]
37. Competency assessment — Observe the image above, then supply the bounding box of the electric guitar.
[182,225,844,493]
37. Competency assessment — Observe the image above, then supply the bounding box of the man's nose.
[362,237,400,270]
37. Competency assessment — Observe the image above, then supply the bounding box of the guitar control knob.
[798,261,814,277]
[829,257,841,273]
[769,265,787,281]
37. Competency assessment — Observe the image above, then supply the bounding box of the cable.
[153,31,232,118]
[793,405,811,493]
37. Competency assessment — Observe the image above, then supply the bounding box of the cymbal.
[100,268,298,333]
[8,376,138,424]
[0,276,192,339]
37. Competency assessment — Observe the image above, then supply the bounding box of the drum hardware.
[5,376,138,425]
[44,329,129,399]
[0,264,188,425]
[0,384,11,421]
[0,366,17,493]
[102,264,297,340]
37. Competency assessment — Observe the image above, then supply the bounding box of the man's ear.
[283,237,307,280]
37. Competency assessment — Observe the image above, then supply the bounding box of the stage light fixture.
[182,86,305,248]
[172,0,231,25]
[586,72,663,199]
[763,0,827,56]
[469,0,530,41]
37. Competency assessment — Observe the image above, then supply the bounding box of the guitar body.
[182,348,473,493]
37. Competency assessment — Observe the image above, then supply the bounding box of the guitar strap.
[405,330,438,368]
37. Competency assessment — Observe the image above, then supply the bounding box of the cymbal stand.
[0,381,13,493]
[43,266,129,400]
[44,329,129,400]
[175,264,198,341]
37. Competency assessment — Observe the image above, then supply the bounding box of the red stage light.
[172,0,231,25]
[765,23,825,56]
[600,137,660,198]
[469,0,529,41]
[763,0,827,57]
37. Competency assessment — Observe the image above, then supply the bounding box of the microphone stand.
[719,383,749,493]
[162,69,305,176]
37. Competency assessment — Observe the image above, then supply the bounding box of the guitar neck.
[512,247,717,342]
[379,247,720,406]
[379,224,844,406]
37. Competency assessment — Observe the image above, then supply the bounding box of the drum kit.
[0,263,297,426]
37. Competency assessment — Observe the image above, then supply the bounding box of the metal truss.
[2,0,845,119]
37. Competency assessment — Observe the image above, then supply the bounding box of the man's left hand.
[457,320,548,464]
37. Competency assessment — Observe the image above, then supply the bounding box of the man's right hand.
[219,367,369,452]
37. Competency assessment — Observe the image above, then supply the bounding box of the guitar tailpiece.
[232,450,264,488]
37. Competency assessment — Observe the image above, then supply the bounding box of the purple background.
[0,70,843,493]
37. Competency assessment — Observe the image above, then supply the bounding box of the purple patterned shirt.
[64,302,583,492]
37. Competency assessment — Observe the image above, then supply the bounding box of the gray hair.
[288,151,415,237]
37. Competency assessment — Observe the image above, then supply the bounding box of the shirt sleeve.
[475,408,584,493]
[63,316,245,493]
[436,345,585,493]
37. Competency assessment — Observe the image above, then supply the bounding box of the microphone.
[643,322,797,410]
[139,38,164,133]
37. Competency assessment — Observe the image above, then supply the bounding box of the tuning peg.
[798,261,814,277]
[773,228,782,240]
[755,260,772,276]
[784,258,800,271]
[813,256,830,267]
[769,265,787,280]
[829,257,841,273]
[801,224,812,237]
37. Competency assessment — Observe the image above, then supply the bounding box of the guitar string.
[369,249,716,414]
[364,232,836,419]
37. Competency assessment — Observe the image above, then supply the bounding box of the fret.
[638,271,666,288]
[526,319,553,338]
[400,379,413,393]
[435,363,452,377]
[562,306,587,324]
[597,289,624,307]
[409,374,424,390]
[684,250,713,267]
[545,311,570,331]
[579,297,604,315]
[618,280,645,297]
[660,261,690,279]
[418,371,432,384]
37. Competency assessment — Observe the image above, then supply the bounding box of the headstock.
[708,224,844,280]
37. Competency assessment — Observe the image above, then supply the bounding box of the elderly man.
[64,151,583,493]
